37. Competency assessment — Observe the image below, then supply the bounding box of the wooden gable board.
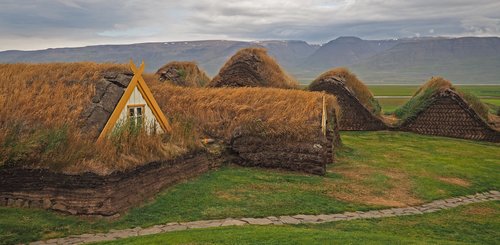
[97,60,172,142]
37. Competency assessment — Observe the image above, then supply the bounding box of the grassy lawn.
[0,132,499,244]
[483,99,500,106]
[98,201,500,245]
[368,85,419,96]
[377,98,408,114]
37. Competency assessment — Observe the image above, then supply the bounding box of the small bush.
[156,61,210,87]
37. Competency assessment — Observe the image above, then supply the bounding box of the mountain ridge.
[1,36,499,84]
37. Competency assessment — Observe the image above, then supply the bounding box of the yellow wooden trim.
[97,76,138,142]
[136,75,172,132]
[97,60,171,142]
[131,59,171,132]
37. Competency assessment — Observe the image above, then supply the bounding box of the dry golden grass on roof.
[0,63,129,127]
[155,61,210,87]
[0,62,337,174]
[209,48,299,89]
[413,77,454,96]
[149,81,339,141]
[311,67,379,114]
[0,63,195,174]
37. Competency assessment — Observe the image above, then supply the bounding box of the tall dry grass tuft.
[209,48,299,89]
[0,63,129,127]
[150,81,339,141]
[156,61,210,87]
[413,77,454,96]
[311,67,381,114]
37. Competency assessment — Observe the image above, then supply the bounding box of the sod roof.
[149,82,339,141]
[155,61,210,87]
[0,63,187,174]
[0,62,131,135]
[309,67,381,115]
[208,48,298,89]
[396,77,490,121]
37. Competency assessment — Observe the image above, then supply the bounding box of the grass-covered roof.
[150,82,339,141]
[156,61,210,87]
[209,48,298,89]
[395,77,490,121]
[309,67,381,115]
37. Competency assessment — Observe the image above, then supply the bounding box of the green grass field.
[1,131,499,244]
[377,98,408,114]
[98,201,500,245]
[368,85,500,97]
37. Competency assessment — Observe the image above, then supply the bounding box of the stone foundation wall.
[0,152,218,216]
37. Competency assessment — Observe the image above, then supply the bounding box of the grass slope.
[98,201,500,245]
[0,132,499,244]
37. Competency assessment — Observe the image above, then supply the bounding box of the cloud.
[0,0,499,50]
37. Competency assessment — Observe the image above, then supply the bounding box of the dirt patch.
[215,191,242,201]
[325,167,422,207]
[463,206,497,217]
[438,177,471,187]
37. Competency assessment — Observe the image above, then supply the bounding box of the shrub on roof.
[155,61,210,87]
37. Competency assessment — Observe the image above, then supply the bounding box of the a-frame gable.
[97,60,172,142]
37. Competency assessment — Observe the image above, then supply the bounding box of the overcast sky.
[1,0,499,51]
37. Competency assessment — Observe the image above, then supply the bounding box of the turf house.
[309,68,388,130]
[0,59,342,216]
[397,77,500,142]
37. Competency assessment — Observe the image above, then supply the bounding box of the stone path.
[30,190,499,245]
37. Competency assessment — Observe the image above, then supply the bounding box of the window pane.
[129,108,135,117]
[137,107,142,116]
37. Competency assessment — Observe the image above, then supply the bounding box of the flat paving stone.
[185,220,223,229]
[221,219,247,227]
[162,224,188,232]
[138,226,163,236]
[317,214,336,221]
[267,216,280,221]
[279,216,301,224]
[241,218,273,225]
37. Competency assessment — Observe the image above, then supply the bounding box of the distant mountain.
[352,37,500,84]
[1,37,499,84]
[305,36,399,70]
